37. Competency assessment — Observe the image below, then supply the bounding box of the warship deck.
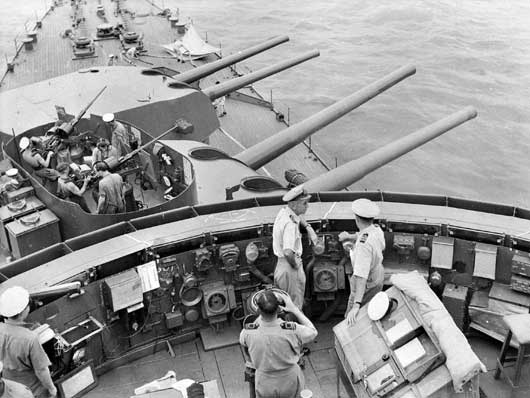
[2,2,530,398]
[82,319,530,398]
[0,0,330,184]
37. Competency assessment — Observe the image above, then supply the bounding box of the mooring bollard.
[27,31,38,43]
[169,16,179,28]
[22,38,34,51]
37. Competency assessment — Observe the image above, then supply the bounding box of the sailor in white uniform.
[272,185,318,310]
[339,198,385,325]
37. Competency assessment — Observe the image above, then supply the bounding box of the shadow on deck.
[84,320,530,398]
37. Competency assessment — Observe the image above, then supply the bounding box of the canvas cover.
[162,24,220,60]
[390,271,486,392]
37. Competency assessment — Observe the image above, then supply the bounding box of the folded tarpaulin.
[390,271,486,392]
[162,23,220,60]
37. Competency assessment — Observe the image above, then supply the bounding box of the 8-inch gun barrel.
[303,106,478,192]
[176,35,289,84]
[235,65,417,170]
[203,50,320,100]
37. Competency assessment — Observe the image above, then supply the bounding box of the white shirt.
[272,207,303,257]
[350,224,385,288]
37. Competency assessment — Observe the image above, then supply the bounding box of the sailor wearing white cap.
[272,185,318,309]
[0,360,34,397]
[104,113,131,157]
[0,287,57,398]
[338,198,385,325]
[19,136,59,190]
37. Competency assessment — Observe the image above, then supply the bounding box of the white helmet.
[0,286,30,317]
[19,136,30,150]
[102,113,115,123]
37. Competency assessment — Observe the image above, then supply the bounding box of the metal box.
[103,269,143,312]
[473,243,497,279]
[5,209,60,259]
[442,283,469,331]
[0,196,45,251]
[165,311,184,329]
[511,253,530,277]
[430,236,454,269]
[6,186,35,203]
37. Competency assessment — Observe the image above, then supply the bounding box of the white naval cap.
[102,113,115,123]
[282,184,311,202]
[367,291,390,321]
[0,286,30,318]
[19,136,30,150]
[351,198,380,218]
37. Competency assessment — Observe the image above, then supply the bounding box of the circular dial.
[315,269,336,291]
[207,292,228,313]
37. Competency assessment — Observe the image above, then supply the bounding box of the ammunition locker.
[6,208,60,259]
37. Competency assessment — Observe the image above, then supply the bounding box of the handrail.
[2,190,530,281]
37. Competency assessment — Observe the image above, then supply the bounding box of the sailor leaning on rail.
[272,185,318,310]
[339,198,386,325]
[0,286,57,398]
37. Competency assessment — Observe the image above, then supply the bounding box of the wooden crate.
[333,306,391,384]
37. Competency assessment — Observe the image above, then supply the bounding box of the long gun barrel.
[29,282,82,300]
[235,65,416,170]
[109,120,184,170]
[303,106,478,192]
[176,36,289,84]
[203,50,320,100]
[57,86,107,136]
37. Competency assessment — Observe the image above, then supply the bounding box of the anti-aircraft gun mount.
[48,85,107,139]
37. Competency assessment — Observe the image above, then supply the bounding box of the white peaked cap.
[351,198,380,218]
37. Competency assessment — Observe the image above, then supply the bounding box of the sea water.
[1,0,529,207]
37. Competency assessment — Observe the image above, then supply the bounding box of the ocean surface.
[1,0,530,207]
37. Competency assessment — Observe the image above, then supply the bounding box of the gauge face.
[315,269,337,291]
[207,292,228,313]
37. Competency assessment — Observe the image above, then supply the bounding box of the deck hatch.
[189,147,230,160]
[240,176,284,192]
